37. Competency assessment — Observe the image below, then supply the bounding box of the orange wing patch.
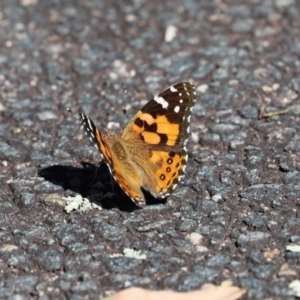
[94,127,113,165]
[149,150,186,195]
[131,111,180,146]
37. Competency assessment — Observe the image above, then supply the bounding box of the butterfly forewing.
[122,82,196,149]
[78,113,113,167]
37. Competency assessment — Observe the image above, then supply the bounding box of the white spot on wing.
[170,85,178,92]
[154,95,169,109]
[179,99,183,103]
[174,106,180,113]
[87,118,93,131]
[178,174,185,182]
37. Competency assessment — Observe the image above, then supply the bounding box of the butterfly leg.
[90,161,102,184]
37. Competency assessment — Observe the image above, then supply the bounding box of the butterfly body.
[78,82,196,205]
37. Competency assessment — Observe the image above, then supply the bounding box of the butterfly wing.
[78,112,147,203]
[121,82,196,198]
[122,82,196,148]
[78,113,114,172]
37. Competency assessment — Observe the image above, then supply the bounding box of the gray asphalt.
[0,0,300,299]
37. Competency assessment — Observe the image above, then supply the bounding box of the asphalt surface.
[1,0,300,299]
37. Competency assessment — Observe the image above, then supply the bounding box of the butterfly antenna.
[111,89,128,131]
[122,89,128,102]
[66,108,81,121]
[118,89,128,117]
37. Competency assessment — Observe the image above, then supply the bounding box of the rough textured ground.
[1,0,300,299]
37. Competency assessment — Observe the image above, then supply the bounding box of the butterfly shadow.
[38,162,141,212]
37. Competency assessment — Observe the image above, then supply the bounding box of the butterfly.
[75,82,196,205]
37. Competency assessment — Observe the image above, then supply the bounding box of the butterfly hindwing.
[147,149,187,198]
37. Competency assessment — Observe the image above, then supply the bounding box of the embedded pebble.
[107,257,142,273]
